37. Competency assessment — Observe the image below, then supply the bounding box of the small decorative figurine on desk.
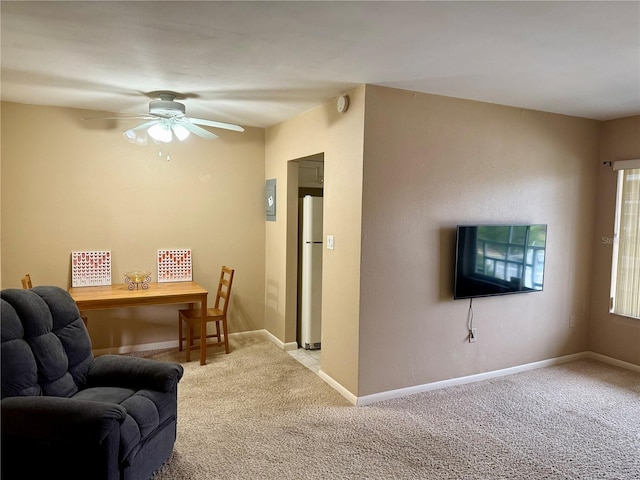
[124,271,151,290]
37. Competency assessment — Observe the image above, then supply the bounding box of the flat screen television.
[454,224,547,300]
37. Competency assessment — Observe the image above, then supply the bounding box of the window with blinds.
[610,159,640,319]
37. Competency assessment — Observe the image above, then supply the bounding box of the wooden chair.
[178,266,235,362]
[22,273,88,327]
[21,274,33,289]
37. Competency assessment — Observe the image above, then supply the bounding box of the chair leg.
[181,316,229,359]
[186,321,193,362]
[214,320,221,343]
[221,317,229,354]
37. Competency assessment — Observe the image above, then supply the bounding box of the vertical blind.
[610,159,640,319]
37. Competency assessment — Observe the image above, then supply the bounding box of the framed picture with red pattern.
[71,251,112,287]
[157,249,192,282]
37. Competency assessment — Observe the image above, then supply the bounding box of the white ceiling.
[2,1,639,129]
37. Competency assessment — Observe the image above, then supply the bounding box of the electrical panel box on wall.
[265,179,276,221]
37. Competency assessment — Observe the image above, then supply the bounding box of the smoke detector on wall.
[337,95,350,113]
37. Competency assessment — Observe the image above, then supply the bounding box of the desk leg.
[200,293,208,366]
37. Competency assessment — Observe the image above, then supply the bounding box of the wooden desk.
[69,281,210,365]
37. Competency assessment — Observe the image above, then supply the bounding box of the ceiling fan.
[90,91,244,145]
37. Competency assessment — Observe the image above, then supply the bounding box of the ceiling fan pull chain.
[156,148,171,161]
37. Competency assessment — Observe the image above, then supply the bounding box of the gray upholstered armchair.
[1,286,184,480]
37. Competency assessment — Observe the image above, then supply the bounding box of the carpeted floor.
[144,334,640,479]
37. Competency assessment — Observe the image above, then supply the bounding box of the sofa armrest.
[1,396,126,443]
[87,355,184,393]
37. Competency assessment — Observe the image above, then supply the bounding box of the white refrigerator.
[301,195,323,350]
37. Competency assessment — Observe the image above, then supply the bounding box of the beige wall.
[264,86,365,394]
[3,91,636,400]
[589,115,640,364]
[358,85,601,396]
[1,101,266,350]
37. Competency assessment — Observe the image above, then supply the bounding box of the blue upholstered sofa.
[1,286,184,480]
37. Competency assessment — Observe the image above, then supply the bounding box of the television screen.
[454,225,547,300]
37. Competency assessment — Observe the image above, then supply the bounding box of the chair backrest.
[1,286,93,399]
[214,266,235,315]
[21,274,32,289]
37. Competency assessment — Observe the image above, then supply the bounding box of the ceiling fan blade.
[83,114,153,121]
[180,121,218,140]
[188,117,244,132]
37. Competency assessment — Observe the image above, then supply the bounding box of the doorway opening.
[295,154,324,362]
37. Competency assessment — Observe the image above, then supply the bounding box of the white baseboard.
[261,328,299,351]
[93,339,180,356]
[92,329,270,356]
[317,369,358,405]
[586,351,640,373]
[353,352,589,406]
[93,333,639,407]
[230,329,266,340]
[321,351,639,407]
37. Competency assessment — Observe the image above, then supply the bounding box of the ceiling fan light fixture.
[135,135,148,146]
[123,129,137,143]
[148,122,172,143]
[123,129,148,146]
[171,124,190,141]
